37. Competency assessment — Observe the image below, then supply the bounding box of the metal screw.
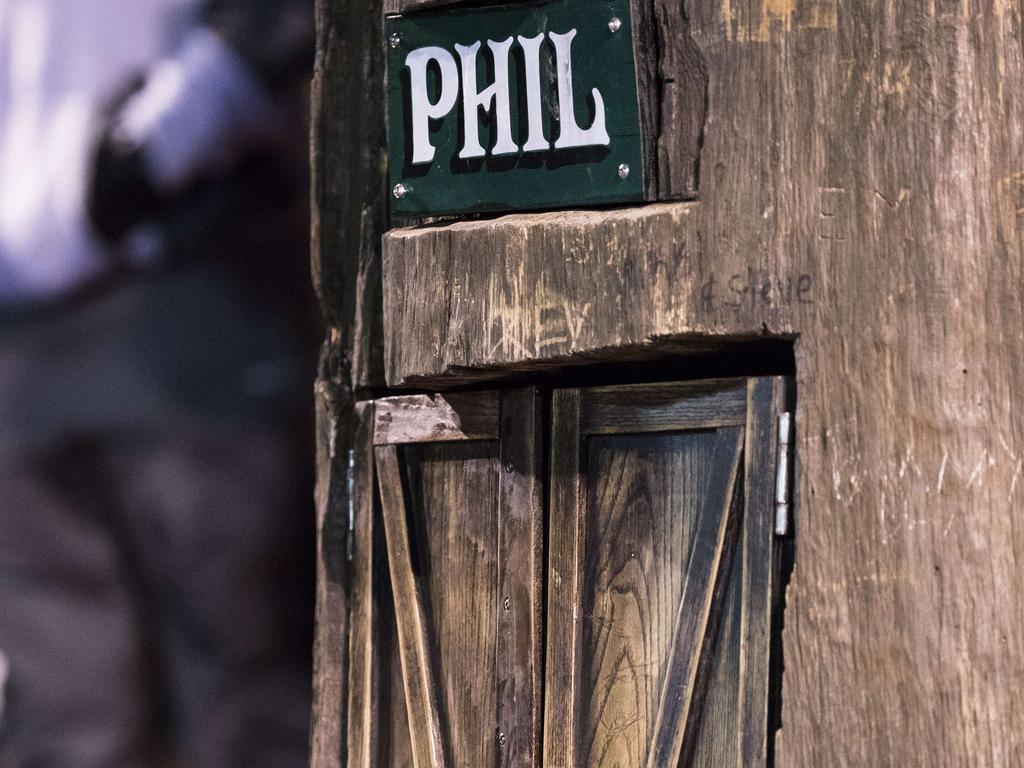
[608,16,622,33]
[393,182,410,199]
[503,597,511,611]
[618,163,630,180]
[498,731,507,747]
[504,462,514,473]
[389,32,401,48]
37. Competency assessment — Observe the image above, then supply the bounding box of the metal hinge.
[346,448,356,562]
[774,412,793,537]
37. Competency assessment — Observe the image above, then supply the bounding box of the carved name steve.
[385,0,645,216]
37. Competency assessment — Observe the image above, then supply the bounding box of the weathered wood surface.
[581,378,748,434]
[311,0,386,390]
[544,383,774,767]
[347,403,376,768]
[496,390,545,768]
[645,426,743,768]
[365,390,543,766]
[373,392,500,445]
[737,378,786,766]
[378,1,1024,764]
[309,376,352,768]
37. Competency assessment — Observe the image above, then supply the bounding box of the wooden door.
[543,377,787,768]
[362,389,544,768]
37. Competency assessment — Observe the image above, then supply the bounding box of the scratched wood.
[370,2,1024,763]
[319,0,1024,760]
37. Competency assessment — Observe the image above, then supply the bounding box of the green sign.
[386,0,645,217]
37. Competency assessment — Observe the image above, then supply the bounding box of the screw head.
[503,597,511,611]
[498,731,507,747]
[608,16,622,33]
[504,461,514,473]
[392,183,409,199]
[617,163,630,180]
[389,32,401,48]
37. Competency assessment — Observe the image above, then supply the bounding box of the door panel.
[356,377,787,768]
[366,389,543,768]
[544,378,786,768]
[402,439,501,768]
[577,431,718,766]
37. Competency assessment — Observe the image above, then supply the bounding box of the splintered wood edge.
[383,201,699,241]
[373,391,500,444]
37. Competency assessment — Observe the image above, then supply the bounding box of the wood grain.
[369,389,542,767]
[374,392,500,445]
[581,379,748,435]
[645,426,744,768]
[322,0,1024,759]
[496,389,544,768]
[311,0,385,390]
[543,388,585,768]
[310,379,351,768]
[375,444,447,768]
[401,439,501,768]
[546,382,762,767]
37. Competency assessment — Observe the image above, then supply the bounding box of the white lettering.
[516,33,549,152]
[455,38,517,159]
[549,29,610,149]
[406,46,459,164]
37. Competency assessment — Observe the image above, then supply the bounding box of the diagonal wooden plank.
[645,425,746,768]
[375,444,447,768]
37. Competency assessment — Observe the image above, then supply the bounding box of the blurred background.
[0,0,319,765]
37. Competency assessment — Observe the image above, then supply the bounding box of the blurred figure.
[0,1,316,766]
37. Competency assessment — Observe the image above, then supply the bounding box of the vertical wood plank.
[347,402,376,767]
[645,425,745,768]
[496,389,544,768]
[375,444,447,768]
[543,388,585,768]
[736,377,786,766]
[579,430,716,765]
